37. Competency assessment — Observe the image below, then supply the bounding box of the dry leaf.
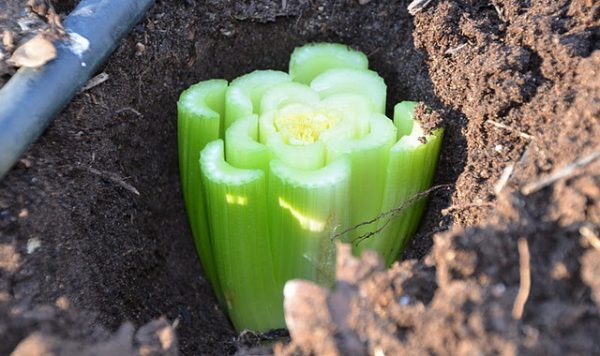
[8,34,56,68]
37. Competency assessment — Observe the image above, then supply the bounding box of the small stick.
[113,107,143,118]
[486,120,535,140]
[445,43,467,56]
[87,167,140,196]
[494,163,514,194]
[79,72,109,93]
[580,225,600,250]
[521,150,600,195]
[441,201,495,215]
[512,237,530,320]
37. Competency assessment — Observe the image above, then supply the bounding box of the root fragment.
[521,150,600,195]
[512,238,531,320]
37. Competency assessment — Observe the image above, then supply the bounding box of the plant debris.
[7,33,55,67]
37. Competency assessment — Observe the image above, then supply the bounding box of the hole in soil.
[0,2,467,354]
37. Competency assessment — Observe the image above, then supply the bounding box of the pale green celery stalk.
[361,103,443,266]
[319,93,372,139]
[394,101,418,138]
[310,68,387,114]
[177,79,227,305]
[200,140,284,332]
[225,115,272,173]
[260,82,320,114]
[326,114,397,249]
[267,135,326,170]
[224,70,290,131]
[289,42,369,84]
[269,158,351,287]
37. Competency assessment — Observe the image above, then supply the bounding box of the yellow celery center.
[274,109,339,145]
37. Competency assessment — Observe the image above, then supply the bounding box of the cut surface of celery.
[311,68,387,114]
[225,115,272,173]
[289,43,369,84]
[224,70,290,130]
[201,140,284,332]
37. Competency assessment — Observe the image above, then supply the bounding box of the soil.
[1,0,599,355]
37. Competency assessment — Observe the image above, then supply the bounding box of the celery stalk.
[268,158,351,286]
[177,79,227,304]
[311,69,387,114]
[394,101,418,138]
[358,103,443,266]
[225,115,272,173]
[289,43,369,84]
[260,82,320,114]
[327,114,397,247]
[224,70,290,130]
[267,135,326,171]
[200,140,284,332]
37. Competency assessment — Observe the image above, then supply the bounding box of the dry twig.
[80,72,109,93]
[441,201,495,215]
[512,238,531,319]
[113,107,143,118]
[580,225,600,250]
[445,43,467,56]
[486,120,535,140]
[494,164,514,194]
[521,150,600,195]
[87,167,140,196]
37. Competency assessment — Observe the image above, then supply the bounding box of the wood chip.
[8,34,56,68]
[80,72,109,93]
[408,0,435,15]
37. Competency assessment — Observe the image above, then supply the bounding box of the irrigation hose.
[0,0,155,179]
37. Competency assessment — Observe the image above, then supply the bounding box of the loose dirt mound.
[1,0,598,355]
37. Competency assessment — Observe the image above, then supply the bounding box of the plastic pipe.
[0,0,154,179]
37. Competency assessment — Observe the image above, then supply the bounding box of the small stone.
[135,42,146,56]
[18,209,29,218]
[56,296,70,310]
[26,238,42,254]
[18,158,32,168]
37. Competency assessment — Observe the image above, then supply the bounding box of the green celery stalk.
[289,42,369,84]
[260,82,320,114]
[318,93,372,140]
[268,157,351,287]
[267,135,326,170]
[225,115,272,173]
[310,68,387,114]
[359,102,443,265]
[224,70,290,131]
[327,114,397,248]
[393,101,418,138]
[200,140,284,332]
[177,79,227,305]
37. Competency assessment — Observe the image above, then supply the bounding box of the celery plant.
[177,43,443,332]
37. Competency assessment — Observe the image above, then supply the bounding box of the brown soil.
[1,0,599,355]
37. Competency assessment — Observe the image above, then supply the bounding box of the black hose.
[0,0,154,179]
